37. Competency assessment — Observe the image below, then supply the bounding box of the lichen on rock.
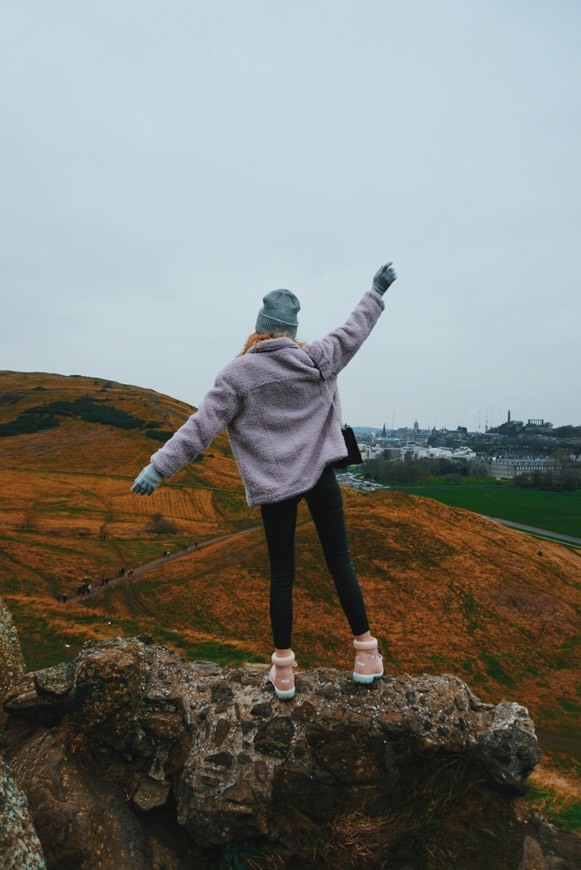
[0,755,45,869]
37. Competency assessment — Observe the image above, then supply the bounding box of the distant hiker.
[132,262,397,699]
[118,568,125,577]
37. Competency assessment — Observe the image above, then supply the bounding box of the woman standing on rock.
[132,262,397,699]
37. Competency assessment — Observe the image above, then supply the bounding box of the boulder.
[2,637,579,869]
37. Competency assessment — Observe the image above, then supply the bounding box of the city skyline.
[356,412,579,434]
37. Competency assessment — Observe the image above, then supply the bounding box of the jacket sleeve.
[304,290,385,379]
[150,369,240,478]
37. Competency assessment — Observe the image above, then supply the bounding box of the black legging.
[260,465,370,649]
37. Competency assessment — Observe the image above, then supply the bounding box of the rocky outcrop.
[0,755,45,869]
[0,596,25,730]
[2,637,579,868]
[0,597,45,868]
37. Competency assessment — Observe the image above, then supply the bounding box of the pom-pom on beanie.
[255,289,300,338]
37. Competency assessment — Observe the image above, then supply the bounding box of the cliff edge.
[2,637,579,868]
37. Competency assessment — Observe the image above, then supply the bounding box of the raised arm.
[304,262,397,379]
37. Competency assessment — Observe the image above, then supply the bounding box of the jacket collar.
[247,337,300,354]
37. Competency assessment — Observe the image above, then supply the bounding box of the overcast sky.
[1,1,579,430]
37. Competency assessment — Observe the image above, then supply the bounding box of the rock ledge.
[3,637,577,869]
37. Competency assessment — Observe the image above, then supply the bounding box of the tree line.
[362,457,580,492]
[513,467,580,493]
[362,457,490,485]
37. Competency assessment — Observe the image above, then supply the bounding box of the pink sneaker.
[268,651,297,700]
[353,637,384,684]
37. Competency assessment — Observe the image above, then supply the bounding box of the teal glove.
[372,262,397,296]
[131,463,163,496]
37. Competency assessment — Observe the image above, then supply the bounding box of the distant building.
[394,422,430,445]
[505,411,524,428]
[357,443,385,461]
[490,457,549,479]
[403,445,476,462]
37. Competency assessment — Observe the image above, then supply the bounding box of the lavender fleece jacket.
[150,290,385,506]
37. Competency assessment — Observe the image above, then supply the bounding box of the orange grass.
[527,754,581,831]
[1,370,580,741]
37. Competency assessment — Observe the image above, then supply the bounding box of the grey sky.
[1,1,579,430]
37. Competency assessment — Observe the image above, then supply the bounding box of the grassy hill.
[0,370,258,659]
[1,372,579,777]
[88,490,580,734]
[383,482,581,539]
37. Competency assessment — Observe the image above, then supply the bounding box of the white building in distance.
[490,458,549,479]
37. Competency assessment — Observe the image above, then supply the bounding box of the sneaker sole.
[272,686,295,699]
[268,676,296,700]
[352,669,384,684]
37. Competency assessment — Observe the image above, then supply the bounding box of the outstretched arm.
[132,463,164,495]
[131,370,240,495]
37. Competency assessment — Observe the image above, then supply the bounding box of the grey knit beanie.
[255,289,300,338]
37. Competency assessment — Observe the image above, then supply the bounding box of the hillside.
[0,371,579,749]
[0,371,257,658]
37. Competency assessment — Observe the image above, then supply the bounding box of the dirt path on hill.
[65,525,262,606]
[483,516,581,547]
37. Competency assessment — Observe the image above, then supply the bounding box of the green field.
[386,483,581,539]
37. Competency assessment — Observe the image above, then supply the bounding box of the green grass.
[526,783,581,832]
[558,697,581,714]
[182,640,257,667]
[526,776,581,832]
[5,593,257,671]
[386,483,581,538]
[5,599,104,669]
[479,651,517,689]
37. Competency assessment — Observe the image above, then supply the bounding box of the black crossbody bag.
[308,357,363,469]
